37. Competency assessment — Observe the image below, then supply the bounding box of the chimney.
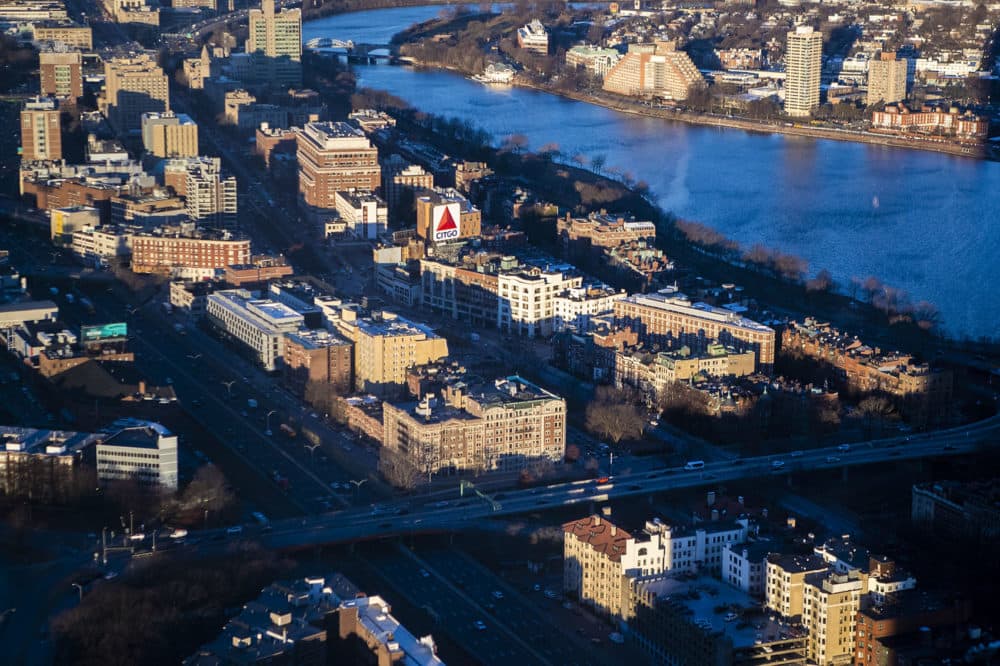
[737,496,744,506]
[707,491,716,507]
[787,516,797,529]
[593,515,601,526]
[138,380,146,395]
[611,525,617,536]
[711,509,719,521]
[602,506,612,517]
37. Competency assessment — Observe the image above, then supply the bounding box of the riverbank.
[396,53,989,160]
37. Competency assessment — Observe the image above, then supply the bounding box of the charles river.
[304,5,1000,341]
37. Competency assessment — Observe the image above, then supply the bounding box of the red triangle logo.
[436,207,458,232]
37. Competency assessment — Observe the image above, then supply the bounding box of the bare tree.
[806,269,835,293]
[379,448,423,490]
[584,385,646,445]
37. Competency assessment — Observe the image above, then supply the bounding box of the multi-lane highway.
[167,416,997,552]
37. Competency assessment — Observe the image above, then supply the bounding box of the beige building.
[603,42,704,101]
[20,97,61,161]
[33,22,93,49]
[784,26,823,117]
[381,154,434,211]
[39,50,83,100]
[99,52,169,133]
[563,515,634,618]
[654,344,756,383]
[50,205,99,244]
[141,111,198,158]
[802,570,865,665]
[333,310,448,394]
[765,554,830,621]
[867,52,908,105]
[247,0,302,86]
[614,290,776,367]
[381,375,565,476]
[516,19,549,55]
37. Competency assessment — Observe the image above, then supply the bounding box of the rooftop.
[100,418,173,450]
[621,290,774,334]
[468,375,562,408]
[563,514,632,562]
[0,425,99,456]
[343,595,445,666]
[637,574,806,648]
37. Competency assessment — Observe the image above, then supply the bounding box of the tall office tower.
[867,52,908,105]
[20,97,62,161]
[296,121,380,212]
[784,26,823,117]
[247,0,302,87]
[100,52,169,133]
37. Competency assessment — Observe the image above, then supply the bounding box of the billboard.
[81,322,127,342]
[431,203,461,242]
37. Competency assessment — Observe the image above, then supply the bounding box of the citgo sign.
[431,203,461,242]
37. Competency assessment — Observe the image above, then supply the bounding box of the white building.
[784,26,823,117]
[70,225,136,265]
[623,518,751,577]
[96,418,179,490]
[516,19,549,55]
[206,289,304,371]
[723,542,772,597]
[498,267,583,338]
[334,190,387,239]
[552,285,625,333]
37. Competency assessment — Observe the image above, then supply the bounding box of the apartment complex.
[566,44,622,78]
[96,418,178,489]
[247,0,302,86]
[421,254,584,337]
[130,226,250,280]
[20,97,62,161]
[563,514,750,620]
[603,42,704,101]
[552,285,625,333]
[558,211,656,256]
[206,289,304,371]
[781,319,952,425]
[140,111,198,158]
[99,52,169,133]
[33,22,93,49]
[184,159,238,230]
[381,155,434,211]
[784,26,823,117]
[332,310,448,394]
[614,289,775,367]
[255,123,297,167]
[39,50,83,100]
[283,328,353,396]
[867,52,908,105]
[516,19,549,54]
[870,105,989,140]
[381,375,565,476]
[415,188,481,243]
[297,122,381,212]
[614,343,757,400]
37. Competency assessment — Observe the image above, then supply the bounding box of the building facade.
[39,50,83,100]
[130,227,250,280]
[247,0,302,87]
[141,111,198,158]
[296,122,381,212]
[20,98,62,161]
[784,27,823,117]
[96,419,179,489]
[867,52,907,105]
[206,289,304,371]
[283,328,354,396]
[99,53,169,133]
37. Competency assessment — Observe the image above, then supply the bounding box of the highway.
[168,415,997,551]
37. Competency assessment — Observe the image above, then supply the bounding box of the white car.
[473,620,487,631]
[491,590,504,600]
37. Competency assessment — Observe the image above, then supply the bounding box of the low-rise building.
[381,155,434,212]
[96,418,178,489]
[50,205,99,244]
[566,44,622,77]
[33,22,93,49]
[168,279,217,318]
[552,284,626,333]
[334,190,388,240]
[911,479,1000,540]
[283,328,353,396]
[130,225,250,280]
[206,289,304,371]
[0,425,98,501]
[415,188,481,243]
[871,105,989,141]
[381,375,565,478]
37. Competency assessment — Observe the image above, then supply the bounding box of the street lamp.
[305,442,320,462]
[265,410,276,436]
[222,380,235,398]
[349,478,367,505]
[71,583,83,603]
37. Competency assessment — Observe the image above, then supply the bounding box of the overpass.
[175,414,999,553]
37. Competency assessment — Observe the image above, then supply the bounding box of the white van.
[683,460,706,471]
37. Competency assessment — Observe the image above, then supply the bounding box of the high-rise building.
[99,52,169,133]
[784,26,823,117]
[296,121,380,212]
[247,0,302,87]
[184,159,237,229]
[20,97,61,161]
[141,111,199,158]
[867,52,908,105]
[39,50,83,100]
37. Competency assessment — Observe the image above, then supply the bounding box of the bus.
[683,460,705,471]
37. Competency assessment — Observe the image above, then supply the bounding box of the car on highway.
[837,444,851,452]
[474,620,487,631]
[226,526,243,535]
[825,456,841,463]
[491,590,504,600]
[771,460,785,469]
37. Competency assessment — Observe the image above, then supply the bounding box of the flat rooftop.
[469,375,562,407]
[638,574,806,648]
[342,595,445,666]
[0,425,99,456]
[622,291,774,334]
[100,418,173,450]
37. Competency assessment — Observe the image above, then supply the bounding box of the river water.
[305,5,1000,340]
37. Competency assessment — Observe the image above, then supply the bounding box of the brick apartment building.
[283,328,353,396]
[296,121,380,212]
